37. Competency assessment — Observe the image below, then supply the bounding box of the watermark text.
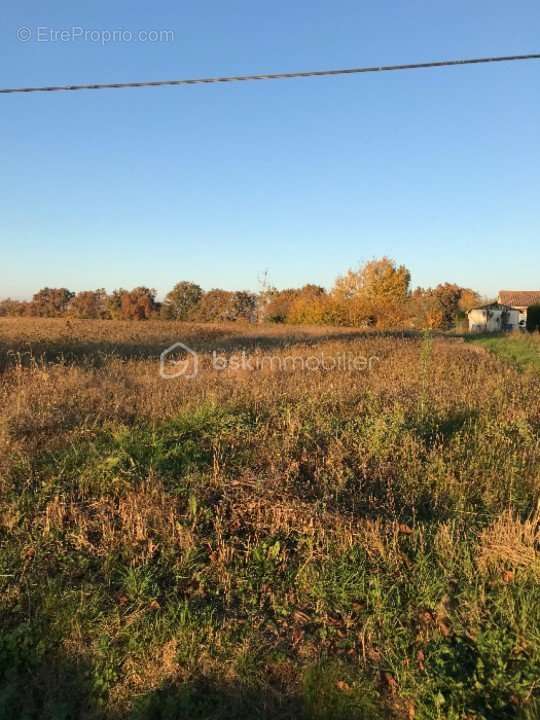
[17,26,175,45]
[160,342,380,380]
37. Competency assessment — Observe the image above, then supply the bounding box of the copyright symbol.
[17,26,32,42]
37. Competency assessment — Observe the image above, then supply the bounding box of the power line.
[0,53,539,95]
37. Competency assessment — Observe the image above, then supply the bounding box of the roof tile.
[498,291,540,307]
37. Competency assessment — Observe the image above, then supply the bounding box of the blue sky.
[1,1,539,300]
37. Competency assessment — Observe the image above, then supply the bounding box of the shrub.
[526,304,540,332]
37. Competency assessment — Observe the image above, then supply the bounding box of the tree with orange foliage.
[119,287,158,320]
[259,288,300,323]
[409,289,445,330]
[0,299,30,317]
[69,289,109,319]
[192,289,234,322]
[287,286,328,325]
[458,288,481,313]
[409,284,481,330]
[333,258,411,328]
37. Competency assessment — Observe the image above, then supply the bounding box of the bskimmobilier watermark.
[160,342,379,380]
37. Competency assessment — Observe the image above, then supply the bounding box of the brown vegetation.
[0,318,539,718]
[0,257,481,331]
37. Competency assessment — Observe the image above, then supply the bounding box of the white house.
[467,303,518,333]
[498,291,540,330]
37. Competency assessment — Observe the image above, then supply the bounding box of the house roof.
[468,302,511,312]
[498,290,540,307]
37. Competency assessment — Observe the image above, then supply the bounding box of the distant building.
[498,291,540,330]
[467,302,518,333]
[467,291,540,333]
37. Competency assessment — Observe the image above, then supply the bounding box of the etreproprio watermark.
[160,342,380,380]
[16,26,175,44]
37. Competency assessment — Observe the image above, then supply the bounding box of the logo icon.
[160,342,198,379]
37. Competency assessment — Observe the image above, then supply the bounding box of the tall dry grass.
[0,319,539,719]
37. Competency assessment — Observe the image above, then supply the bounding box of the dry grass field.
[1,319,539,719]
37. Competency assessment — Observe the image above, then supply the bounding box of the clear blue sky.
[1,1,539,300]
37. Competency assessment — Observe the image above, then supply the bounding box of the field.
[1,319,539,719]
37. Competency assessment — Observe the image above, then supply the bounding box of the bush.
[526,304,540,332]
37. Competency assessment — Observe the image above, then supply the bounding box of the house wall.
[468,307,508,333]
[515,307,527,329]
[487,311,503,332]
[468,308,487,332]
[504,308,521,330]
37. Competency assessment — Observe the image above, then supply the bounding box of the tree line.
[0,258,482,330]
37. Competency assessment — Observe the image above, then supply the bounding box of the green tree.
[161,282,203,320]
[526,304,540,332]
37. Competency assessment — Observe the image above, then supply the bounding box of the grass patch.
[467,333,540,371]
